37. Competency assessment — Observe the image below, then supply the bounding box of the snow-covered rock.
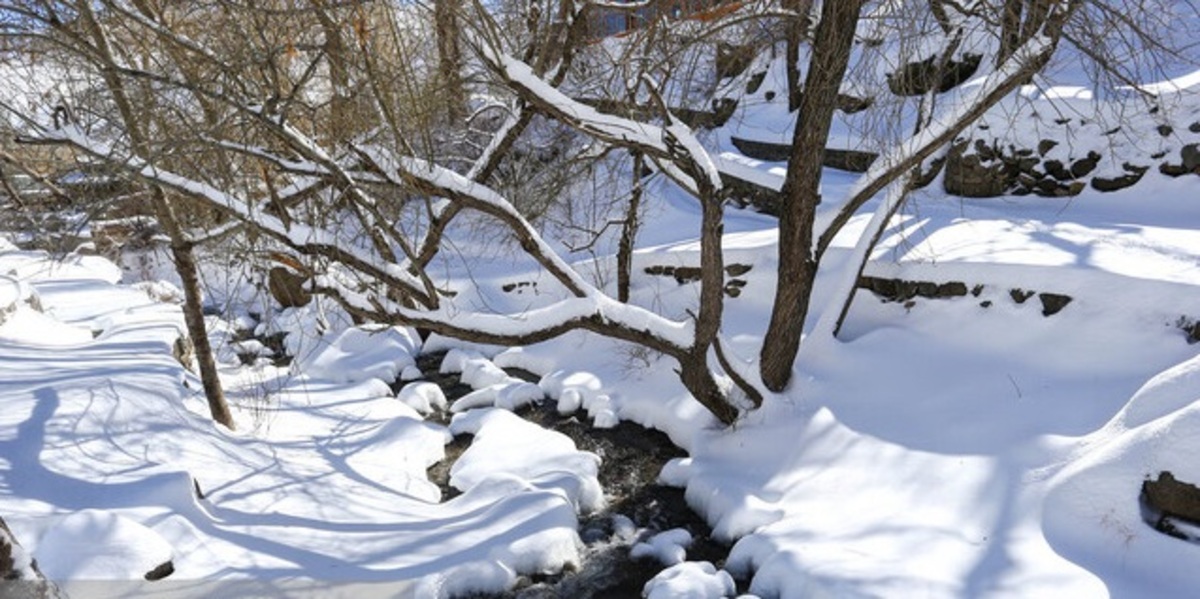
[36,510,173,580]
[397,381,448,415]
[294,325,420,384]
[631,527,692,566]
[642,561,736,599]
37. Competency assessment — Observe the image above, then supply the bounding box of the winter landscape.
[2,1,1200,597]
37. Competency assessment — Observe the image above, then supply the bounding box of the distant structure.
[589,0,743,38]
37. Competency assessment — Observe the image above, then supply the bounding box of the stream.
[409,352,734,597]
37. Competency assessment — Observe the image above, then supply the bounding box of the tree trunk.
[784,0,814,112]
[154,193,235,430]
[75,0,234,429]
[998,0,1025,65]
[435,0,465,120]
[760,0,862,392]
[617,151,643,303]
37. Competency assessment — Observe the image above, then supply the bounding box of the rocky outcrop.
[644,263,752,297]
[944,119,1200,199]
[859,276,1076,319]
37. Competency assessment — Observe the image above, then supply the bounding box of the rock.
[1038,292,1072,316]
[672,267,702,285]
[173,337,196,372]
[144,560,175,581]
[1042,159,1072,181]
[1037,139,1058,156]
[1060,181,1086,197]
[1181,144,1200,171]
[0,516,56,598]
[886,52,982,96]
[1143,471,1200,535]
[1070,152,1101,178]
[1179,318,1200,344]
[838,94,873,114]
[1157,124,1174,137]
[729,137,789,162]
[267,266,311,308]
[935,282,968,297]
[1160,162,1191,177]
[1010,288,1035,304]
[1190,122,1200,133]
[729,137,877,172]
[859,276,969,302]
[1091,163,1147,192]
[715,42,756,80]
[744,71,766,94]
[724,263,752,277]
[944,142,1007,198]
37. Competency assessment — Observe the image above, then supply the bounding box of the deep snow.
[3,15,1200,596]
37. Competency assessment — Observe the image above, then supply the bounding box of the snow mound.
[397,381,448,415]
[294,325,420,384]
[440,347,485,374]
[36,510,173,580]
[631,527,692,566]
[539,370,618,425]
[342,416,451,503]
[442,353,546,413]
[642,561,736,599]
[461,356,510,388]
[493,346,557,374]
[450,409,604,514]
[0,305,92,345]
[1044,355,1200,596]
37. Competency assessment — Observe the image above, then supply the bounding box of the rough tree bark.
[435,0,466,120]
[760,0,863,392]
[616,151,643,304]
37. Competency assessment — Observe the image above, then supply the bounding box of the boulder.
[886,53,982,96]
[267,266,312,308]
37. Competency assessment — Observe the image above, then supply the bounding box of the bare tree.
[3,0,1174,426]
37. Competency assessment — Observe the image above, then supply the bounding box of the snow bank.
[1044,354,1200,596]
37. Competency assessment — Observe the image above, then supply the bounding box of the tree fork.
[760,0,862,392]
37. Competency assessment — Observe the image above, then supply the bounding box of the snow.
[4,7,1200,597]
[449,409,604,514]
[291,324,420,384]
[631,527,693,566]
[642,561,737,599]
[397,381,448,415]
[36,510,173,580]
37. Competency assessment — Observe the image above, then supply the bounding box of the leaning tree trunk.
[760,0,863,392]
[74,1,234,429]
[153,192,234,430]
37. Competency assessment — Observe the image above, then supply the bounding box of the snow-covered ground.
[4,16,1200,593]
[4,149,1200,596]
